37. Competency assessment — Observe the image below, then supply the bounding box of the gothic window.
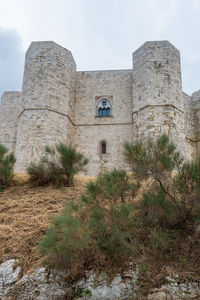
[97,99,111,117]
[101,141,106,154]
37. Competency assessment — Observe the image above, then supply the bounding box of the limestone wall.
[132,41,186,156]
[0,40,199,175]
[0,91,22,153]
[15,41,76,172]
[183,92,197,159]
[74,70,133,175]
[192,90,200,153]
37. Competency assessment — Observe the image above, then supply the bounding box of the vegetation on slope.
[0,136,200,296]
[27,143,88,186]
[38,135,200,295]
[0,174,90,273]
[0,145,15,191]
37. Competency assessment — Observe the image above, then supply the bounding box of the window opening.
[101,141,106,154]
[97,99,111,117]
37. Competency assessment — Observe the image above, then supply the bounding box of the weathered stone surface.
[0,40,199,175]
[0,92,22,153]
[0,259,21,297]
[0,260,199,300]
[147,276,200,300]
[76,269,139,300]
[0,260,139,300]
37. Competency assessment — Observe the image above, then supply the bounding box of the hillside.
[0,174,90,274]
[0,173,200,299]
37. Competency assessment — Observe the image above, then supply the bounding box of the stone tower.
[14,41,76,172]
[132,41,186,155]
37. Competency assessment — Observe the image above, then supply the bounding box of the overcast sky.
[0,0,200,98]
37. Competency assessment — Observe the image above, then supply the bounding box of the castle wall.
[0,92,22,153]
[74,70,133,175]
[183,92,197,159]
[192,90,200,153]
[132,41,186,155]
[0,40,199,175]
[15,41,76,172]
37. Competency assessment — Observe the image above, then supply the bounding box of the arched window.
[97,99,111,117]
[101,141,106,154]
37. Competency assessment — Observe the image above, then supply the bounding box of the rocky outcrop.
[147,276,200,299]
[0,259,199,300]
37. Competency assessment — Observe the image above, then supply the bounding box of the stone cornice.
[17,108,133,127]
[132,104,184,115]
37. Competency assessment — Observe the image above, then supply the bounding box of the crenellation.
[0,40,199,175]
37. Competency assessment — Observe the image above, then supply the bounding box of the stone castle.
[0,40,199,175]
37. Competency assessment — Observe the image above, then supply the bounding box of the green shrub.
[27,161,50,186]
[82,169,140,205]
[39,170,139,271]
[124,134,182,180]
[39,207,90,270]
[124,134,200,229]
[0,144,16,189]
[88,202,137,262]
[140,190,177,228]
[173,156,200,222]
[81,170,139,262]
[27,143,88,186]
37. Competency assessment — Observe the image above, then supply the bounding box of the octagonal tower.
[132,41,186,155]
[15,41,76,171]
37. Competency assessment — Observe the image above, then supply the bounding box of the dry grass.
[0,174,92,274]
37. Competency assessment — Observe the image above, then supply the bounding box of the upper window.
[97,99,111,117]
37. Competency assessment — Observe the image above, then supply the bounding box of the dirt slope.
[0,174,90,274]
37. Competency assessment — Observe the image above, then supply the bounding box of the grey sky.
[0,0,200,98]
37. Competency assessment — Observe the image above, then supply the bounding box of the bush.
[124,134,183,180]
[27,161,49,186]
[27,143,88,186]
[83,169,139,205]
[88,202,137,262]
[0,144,16,189]
[173,156,200,223]
[124,134,200,229]
[39,207,90,270]
[81,170,139,262]
[39,170,139,271]
[140,190,177,228]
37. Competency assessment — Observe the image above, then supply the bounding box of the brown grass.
[0,174,92,274]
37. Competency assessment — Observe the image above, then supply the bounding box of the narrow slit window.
[101,141,106,154]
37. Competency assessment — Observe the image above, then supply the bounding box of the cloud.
[0,1,200,95]
[0,28,24,99]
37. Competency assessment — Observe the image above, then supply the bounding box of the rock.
[147,277,200,300]
[0,259,200,299]
[7,267,68,300]
[147,291,167,300]
[76,270,139,300]
[195,224,200,235]
[0,259,21,297]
